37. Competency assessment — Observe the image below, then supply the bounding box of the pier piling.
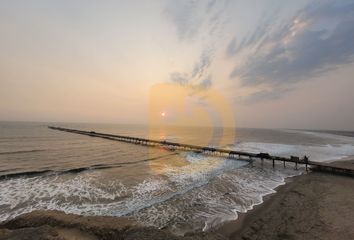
[48,126,354,177]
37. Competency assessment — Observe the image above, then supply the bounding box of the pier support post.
[272,159,275,168]
[295,161,298,170]
[283,160,285,168]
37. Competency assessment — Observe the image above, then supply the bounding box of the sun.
[161,112,166,117]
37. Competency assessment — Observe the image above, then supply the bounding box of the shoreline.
[1,161,354,239]
[0,210,225,240]
[216,160,354,240]
[215,176,296,238]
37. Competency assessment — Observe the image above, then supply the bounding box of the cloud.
[170,72,189,85]
[226,14,276,58]
[164,0,229,90]
[199,75,212,90]
[226,37,237,57]
[164,0,229,40]
[239,87,294,105]
[164,0,203,40]
[191,49,211,79]
[229,1,354,102]
[170,49,213,90]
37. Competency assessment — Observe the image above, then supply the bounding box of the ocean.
[0,122,354,235]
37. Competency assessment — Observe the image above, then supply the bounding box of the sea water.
[0,122,353,234]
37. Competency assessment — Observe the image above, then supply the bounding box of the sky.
[1,0,354,130]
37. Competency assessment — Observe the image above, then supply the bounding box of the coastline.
[1,161,354,240]
[215,177,296,238]
[0,210,225,240]
[217,159,354,240]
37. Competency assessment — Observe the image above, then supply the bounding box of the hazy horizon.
[2,120,354,133]
[1,1,354,131]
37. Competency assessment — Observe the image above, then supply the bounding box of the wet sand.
[218,160,354,240]
[0,210,225,240]
[1,161,354,240]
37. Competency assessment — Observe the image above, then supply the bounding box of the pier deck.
[48,126,354,177]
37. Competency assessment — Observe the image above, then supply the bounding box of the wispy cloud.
[164,0,228,41]
[238,87,294,105]
[164,0,229,89]
[164,0,203,40]
[228,1,354,103]
[170,49,213,90]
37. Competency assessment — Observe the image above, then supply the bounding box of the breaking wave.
[0,152,303,234]
[233,142,354,162]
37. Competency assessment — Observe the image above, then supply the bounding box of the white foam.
[292,130,354,144]
[0,153,302,234]
[130,159,304,234]
[0,155,246,222]
[233,142,354,162]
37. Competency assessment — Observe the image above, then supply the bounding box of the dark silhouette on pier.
[48,126,354,177]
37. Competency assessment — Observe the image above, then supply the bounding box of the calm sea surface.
[1,122,354,234]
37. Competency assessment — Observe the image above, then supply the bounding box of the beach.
[1,0,354,238]
[1,123,354,239]
[219,160,354,240]
[0,210,225,240]
[1,160,354,239]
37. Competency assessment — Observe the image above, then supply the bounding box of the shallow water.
[0,122,353,234]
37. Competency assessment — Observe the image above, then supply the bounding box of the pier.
[49,126,354,177]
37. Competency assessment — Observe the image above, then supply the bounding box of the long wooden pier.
[48,126,354,176]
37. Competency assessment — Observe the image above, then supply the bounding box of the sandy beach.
[2,0,354,238]
[0,210,225,240]
[219,160,354,240]
[1,161,354,240]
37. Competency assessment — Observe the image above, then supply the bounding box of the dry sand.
[218,160,354,240]
[1,161,354,240]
